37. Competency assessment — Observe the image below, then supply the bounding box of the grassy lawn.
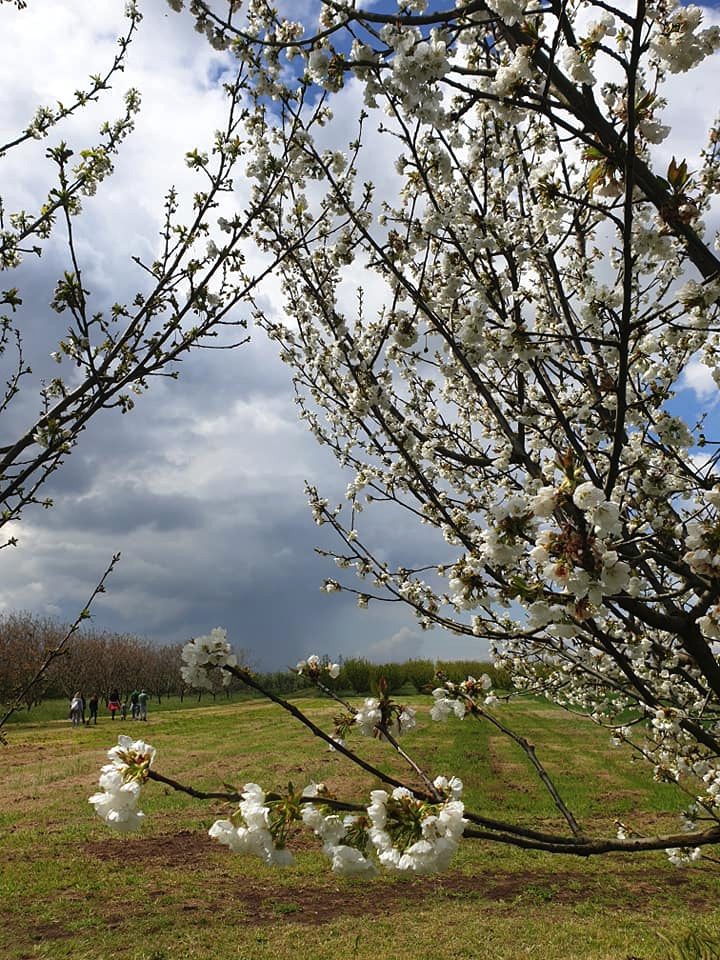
[1,695,719,960]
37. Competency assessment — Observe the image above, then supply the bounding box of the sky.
[0,1,718,671]
[0,1,471,670]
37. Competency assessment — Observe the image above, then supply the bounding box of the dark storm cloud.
[40,483,206,534]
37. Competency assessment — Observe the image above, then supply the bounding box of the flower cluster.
[207,779,467,876]
[683,520,720,579]
[296,654,340,679]
[666,846,702,866]
[208,783,295,867]
[355,696,417,738]
[301,779,465,875]
[354,697,382,735]
[571,482,623,538]
[430,674,495,722]
[366,782,466,874]
[181,627,237,690]
[88,736,155,831]
[301,783,377,877]
[431,692,467,722]
[650,4,720,74]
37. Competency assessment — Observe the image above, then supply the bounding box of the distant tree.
[0,555,116,735]
[144,644,183,703]
[0,604,190,724]
[77,630,116,704]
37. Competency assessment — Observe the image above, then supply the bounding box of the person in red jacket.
[108,689,121,720]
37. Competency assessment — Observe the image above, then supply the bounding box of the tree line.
[0,611,509,710]
[0,612,187,708]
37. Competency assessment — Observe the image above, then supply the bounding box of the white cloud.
[680,357,720,403]
[362,626,424,662]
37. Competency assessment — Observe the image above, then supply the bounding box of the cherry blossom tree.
[101,0,720,872]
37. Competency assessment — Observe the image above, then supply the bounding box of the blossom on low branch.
[88,735,155,831]
[666,846,702,866]
[300,780,465,875]
[354,697,383,736]
[367,785,466,874]
[205,778,464,875]
[208,782,295,867]
[430,673,496,722]
[301,782,377,877]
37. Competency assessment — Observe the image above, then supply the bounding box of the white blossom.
[666,846,702,866]
[355,698,382,736]
[88,736,155,831]
[181,628,237,690]
[573,482,606,511]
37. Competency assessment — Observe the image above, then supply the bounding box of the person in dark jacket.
[108,689,121,720]
[88,693,99,725]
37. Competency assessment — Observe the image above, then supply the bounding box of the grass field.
[1,694,719,960]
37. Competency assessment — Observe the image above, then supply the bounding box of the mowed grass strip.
[1,695,719,960]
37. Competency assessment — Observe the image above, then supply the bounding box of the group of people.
[68,692,99,726]
[69,688,148,725]
[107,688,149,722]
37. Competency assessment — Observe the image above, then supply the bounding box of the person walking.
[137,689,148,722]
[69,692,83,726]
[129,689,140,720]
[88,693,99,725]
[108,689,121,721]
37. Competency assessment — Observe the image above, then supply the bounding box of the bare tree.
[0,611,65,707]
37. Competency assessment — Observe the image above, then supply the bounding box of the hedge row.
[317,657,512,696]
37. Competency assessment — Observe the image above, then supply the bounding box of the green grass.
[1,695,719,960]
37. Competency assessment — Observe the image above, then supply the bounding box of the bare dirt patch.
[82,829,215,868]
[74,831,716,926]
